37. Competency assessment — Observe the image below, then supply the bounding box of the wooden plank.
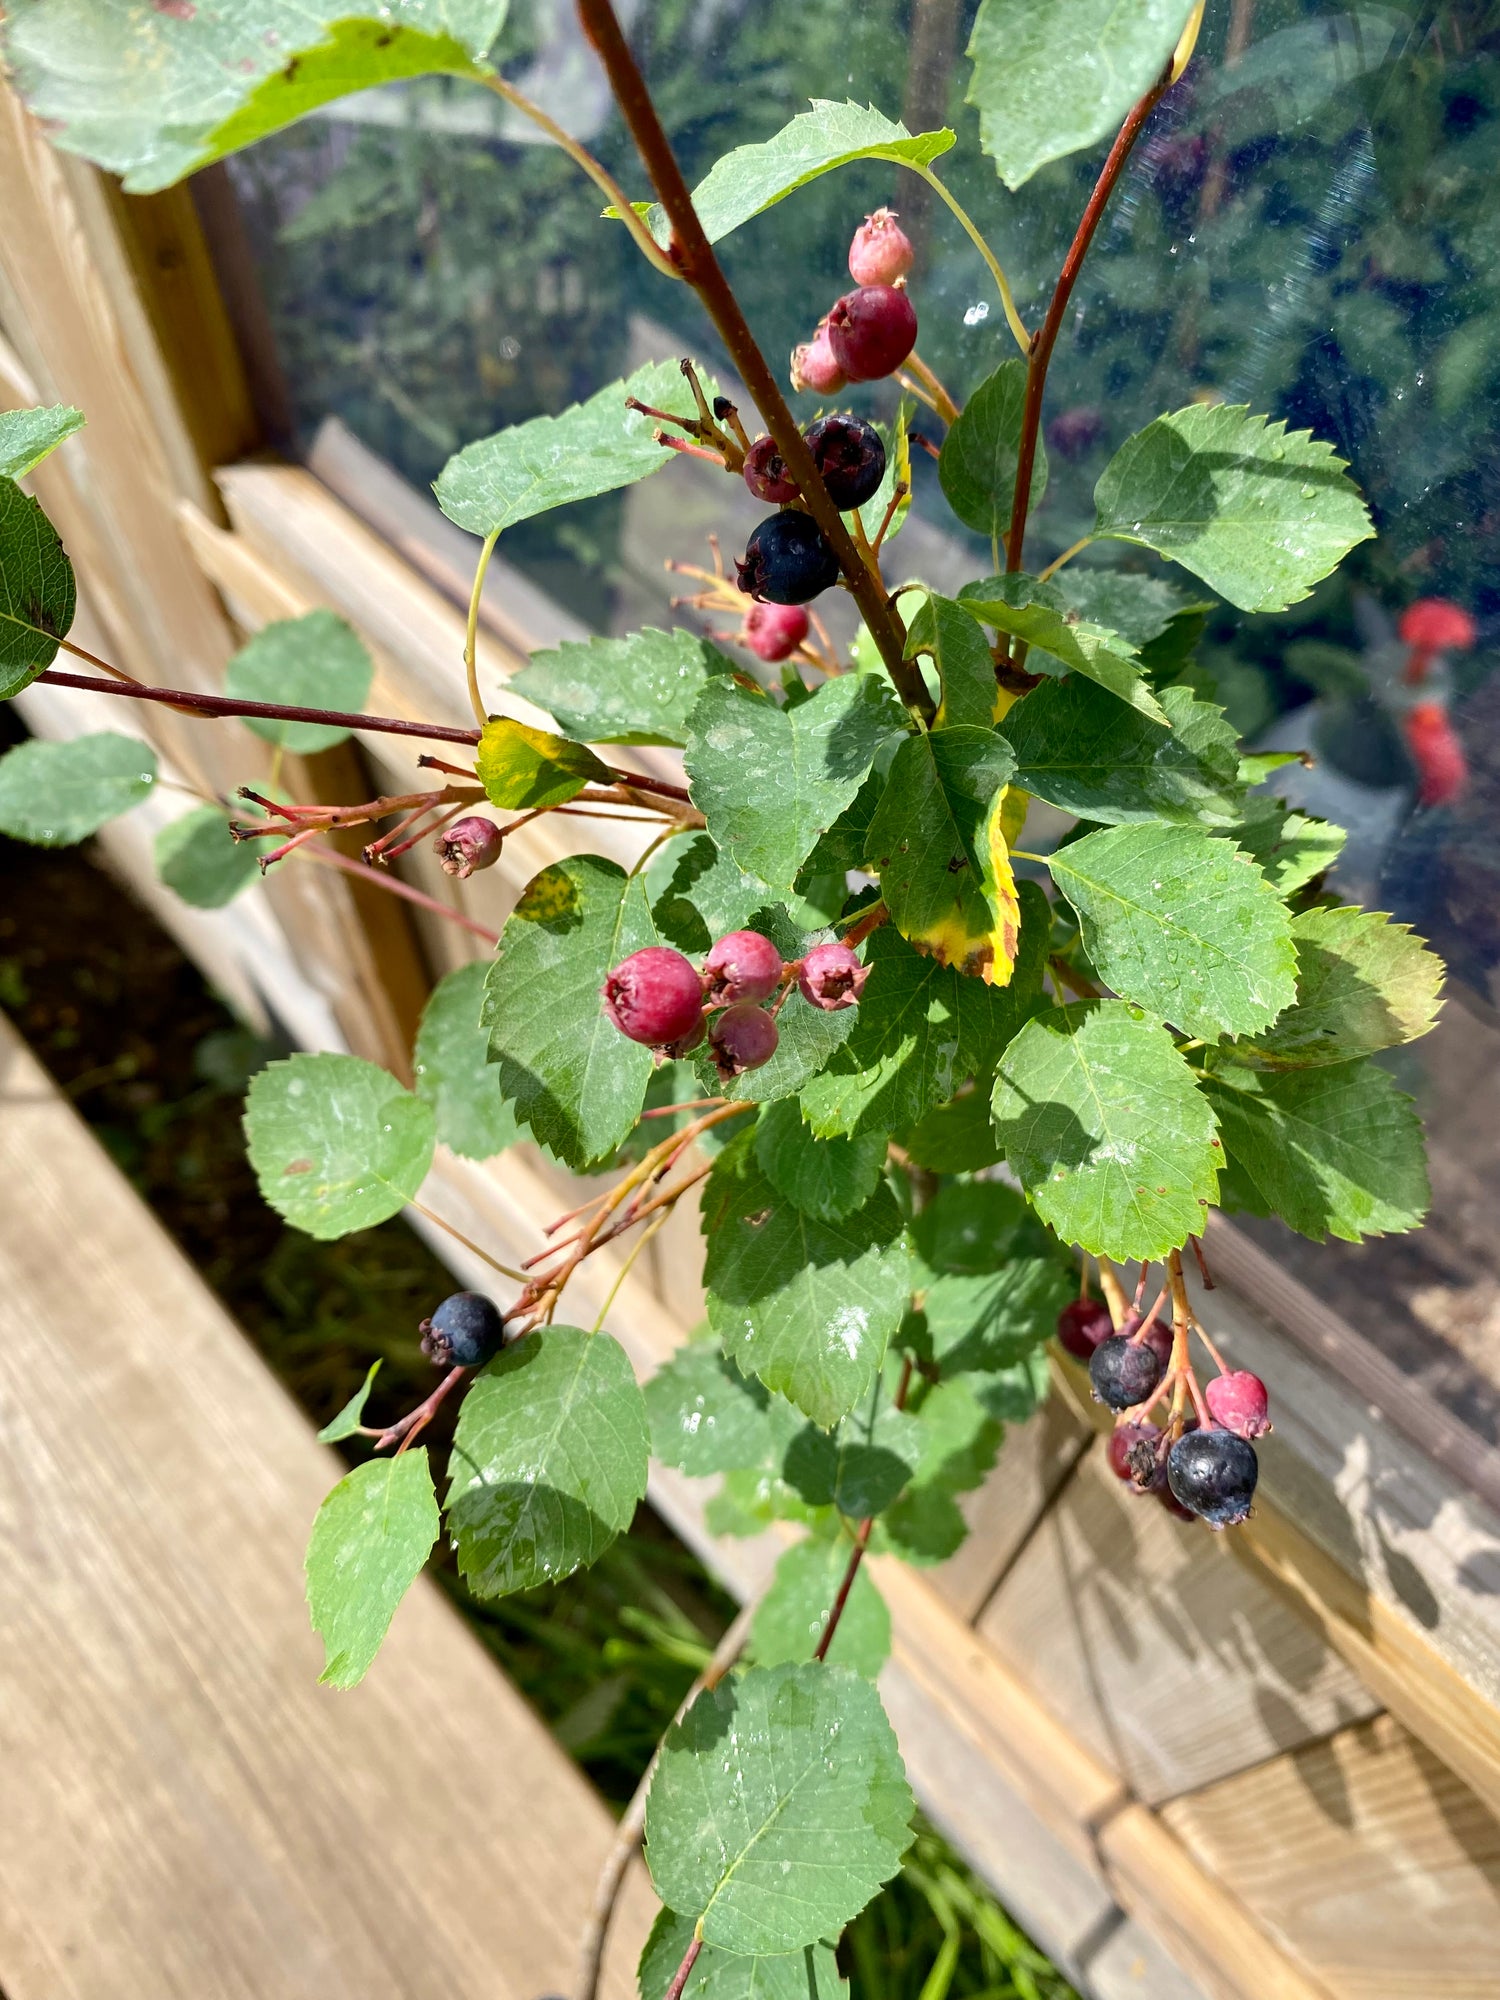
[976,1448,1379,1805]
[1159,1714,1500,1998]
[0,1017,656,2000]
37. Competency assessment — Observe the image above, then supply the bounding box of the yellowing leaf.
[476,715,610,810]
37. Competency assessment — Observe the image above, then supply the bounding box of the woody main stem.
[575,0,935,723]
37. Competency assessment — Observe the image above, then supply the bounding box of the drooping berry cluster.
[790,210,917,393]
[602,932,867,1078]
[1057,1285,1271,1533]
[736,411,887,607]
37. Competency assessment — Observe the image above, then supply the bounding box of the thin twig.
[406,1195,529,1284]
[299,843,501,943]
[38,670,485,746]
[465,528,501,730]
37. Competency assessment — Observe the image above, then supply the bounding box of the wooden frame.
[5,75,1500,2000]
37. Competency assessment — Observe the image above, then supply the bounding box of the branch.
[575,0,934,722]
[1004,63,1180,574]
[810,1353,913,1664]
[38,669,484,747]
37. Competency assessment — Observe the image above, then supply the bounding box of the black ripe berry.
[1166,1428,1258,1529]
[1088,1334,1166,1412]
[736,511,840,605]
[421,1291,505,1369]
[803,413,886,509]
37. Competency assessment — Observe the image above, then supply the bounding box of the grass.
[0,804,1078,2000]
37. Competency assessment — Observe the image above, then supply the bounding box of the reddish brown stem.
[39,669,485,745]
[661,1937,703,2000]
[1004,65,1178,574]
[813,1516,875,1663]
[575,0,933,722]
[300,843,500,944]
[372,1365,469,1452]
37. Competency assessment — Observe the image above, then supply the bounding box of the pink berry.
[790,329,847,396]
[602,946,704,1047]
[1056,1298,1113,1360]
[743,602,810,664]
[848,208,914,288]
[704,930,784,1007]
[797,941,867,1011]
[1107,1419,1163,1490]
[708,1003,779,1078]
[1204,1369,1271,1440]
[435,816,503,878]
[743,435,799,505]
[826,285,917,383]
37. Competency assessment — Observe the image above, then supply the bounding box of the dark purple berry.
[796,941,867,1011]
[1088,1334,1166,1412]
[435,815,503,878]
[736,512,841,606]
[790,329,846,395]
[743,435,799,504]
[1107,1418,1164,1490]
[826,285,918,383]
[803,413,886,509]
[704,929,784,1007]
[420,1291,505,1369]
[742,602,810,663]
[1166,1427,1258,1528]
[708,1003,779,1078]
[1205,1370,1271,1440]
[602,946,704,1047]
[848,208,914,288]
[1056,1297,1113,1360]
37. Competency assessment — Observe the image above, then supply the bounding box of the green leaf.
[966,0,1196,189]
[910,594,1002,732]
[866,725,1020,981]
[754,1099,887,1223]
[6,4,507,192]
[154,804,260,908]
[305,1449,439,1688]
[244,1052,435,1238]
[447,1327,650,1596]
[801,882,1050,1138]
[783,1392,922,1520]
[707,1467,831,1540]
[511,628,735,747]
[0,479,77,698]
[0,730,154,844]
[959,575,1166,725]
[1239,905,1444,1069]
[909,1181,1072,1374]
[482,855,658,1169]
[0,404,83,479]
[696,985,861,1109]
[652,832,780,956]
[224,611,373,754]
[436,359,712,538]
[702,1135,912,1428]
[1049,823,1298,1042]
[638,1909,847,2000]
[1001,678,1243,827]
[749,1539,892,1678]
[1220,803,1347,895]
[1093,405,1375,614]
[685,674,904,896]
[901,1085,1005,1173]
[413,960,521,1160]
[644,1342,799,1477]
[317,1360,382,1443]
[638,101,954,247]
[1047,569,1213,649]
[937,360,1046,543]
[644,1662,914,1952]
[1203,1059,1429,1244]
[905,1377,1003,1496]
[991,1001,1222,1259]
[476,714,610,809]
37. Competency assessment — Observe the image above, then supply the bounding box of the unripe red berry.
[848,208,914,288]
[703,929,784,1007]
[1204,1369,1271,1440]
[737,512,840,606]
[1089,1334,1166,1412]
[826,285,918,383]
[742,601,810,663]
[743,435,799,505]
[435,815,503,878]
[1107,1418,1164,1490]
[790,329,847,396]
[1056,1298,1113,1360]
[662,1015,707,1061]
[708,1002,779,1078]
[602,946,704,1047]
[797,941,867,1010]
[804,413,886,509]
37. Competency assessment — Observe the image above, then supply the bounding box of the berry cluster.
[736,411,887,606]
[1058,1289,1270,1531]
[602,932,866,1078]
